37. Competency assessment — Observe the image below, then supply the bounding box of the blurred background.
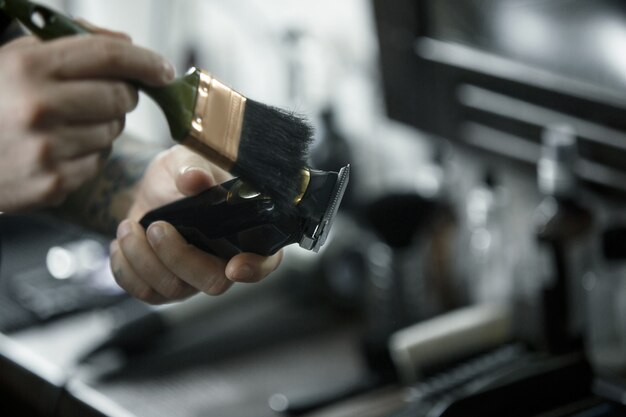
[3,0,626,416]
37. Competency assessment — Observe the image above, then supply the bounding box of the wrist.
[49,136,165,237]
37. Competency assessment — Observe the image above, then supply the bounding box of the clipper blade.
[299,165,350,252]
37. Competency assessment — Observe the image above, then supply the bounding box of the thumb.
[176,166,216,197]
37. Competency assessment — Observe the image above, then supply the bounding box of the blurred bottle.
[525,124,593,353]
[586,221,626,374]
[462,169,513,304]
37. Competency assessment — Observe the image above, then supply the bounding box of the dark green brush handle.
[0,0,197,141]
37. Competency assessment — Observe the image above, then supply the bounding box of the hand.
[0,31,174,211]
[110,145,284,304]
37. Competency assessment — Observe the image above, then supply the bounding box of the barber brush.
[0,0,313,209]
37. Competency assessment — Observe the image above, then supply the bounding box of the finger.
[109,240,169,304]
[37,81,138,124]
[145,221,233,295]
[45,35,174,86]
[225,251,283,283]
[73,19,132,41]
[165,145,232,180]
[46,153,104,199]
[0,36,40,52]
[46,120,124,159]
[117,220,198,300]
[175,166,217,196]
[165,145,232,195]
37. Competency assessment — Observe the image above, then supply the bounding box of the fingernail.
[117,220,132,241]
[232,265,254,282]
[180,166,199,175]
[162,60,175,83]
[147,223,165,246]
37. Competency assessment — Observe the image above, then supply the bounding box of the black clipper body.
[140,166,350,260]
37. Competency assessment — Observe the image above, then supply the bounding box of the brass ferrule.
[227,169,311,205]
[294,169,311,204]
[182,70,247,171]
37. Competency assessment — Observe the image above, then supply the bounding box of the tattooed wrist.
[51,137,165,236]
[84,152,149,234]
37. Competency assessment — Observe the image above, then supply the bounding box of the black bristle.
[235,99,314,210]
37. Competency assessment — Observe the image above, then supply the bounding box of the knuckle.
[151,233,176,260]
[206,287,223,296]
[161,254,182,277]
[19,96,49,127]
[8,50,36,75]
[134,286,158,303]
[28,137,53,168]
[204,277,225,296]
[110,82,135,115]
[117,228,138,251]
[168,250,191,276]
[99,38,127,67]
[160,278,188,300]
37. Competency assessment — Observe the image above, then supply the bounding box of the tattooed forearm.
[50,136,165,237]
[84,152,148,235]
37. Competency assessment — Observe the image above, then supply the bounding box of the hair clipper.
[140,166,350,259]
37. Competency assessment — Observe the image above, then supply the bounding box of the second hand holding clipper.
[140,166,350,259]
